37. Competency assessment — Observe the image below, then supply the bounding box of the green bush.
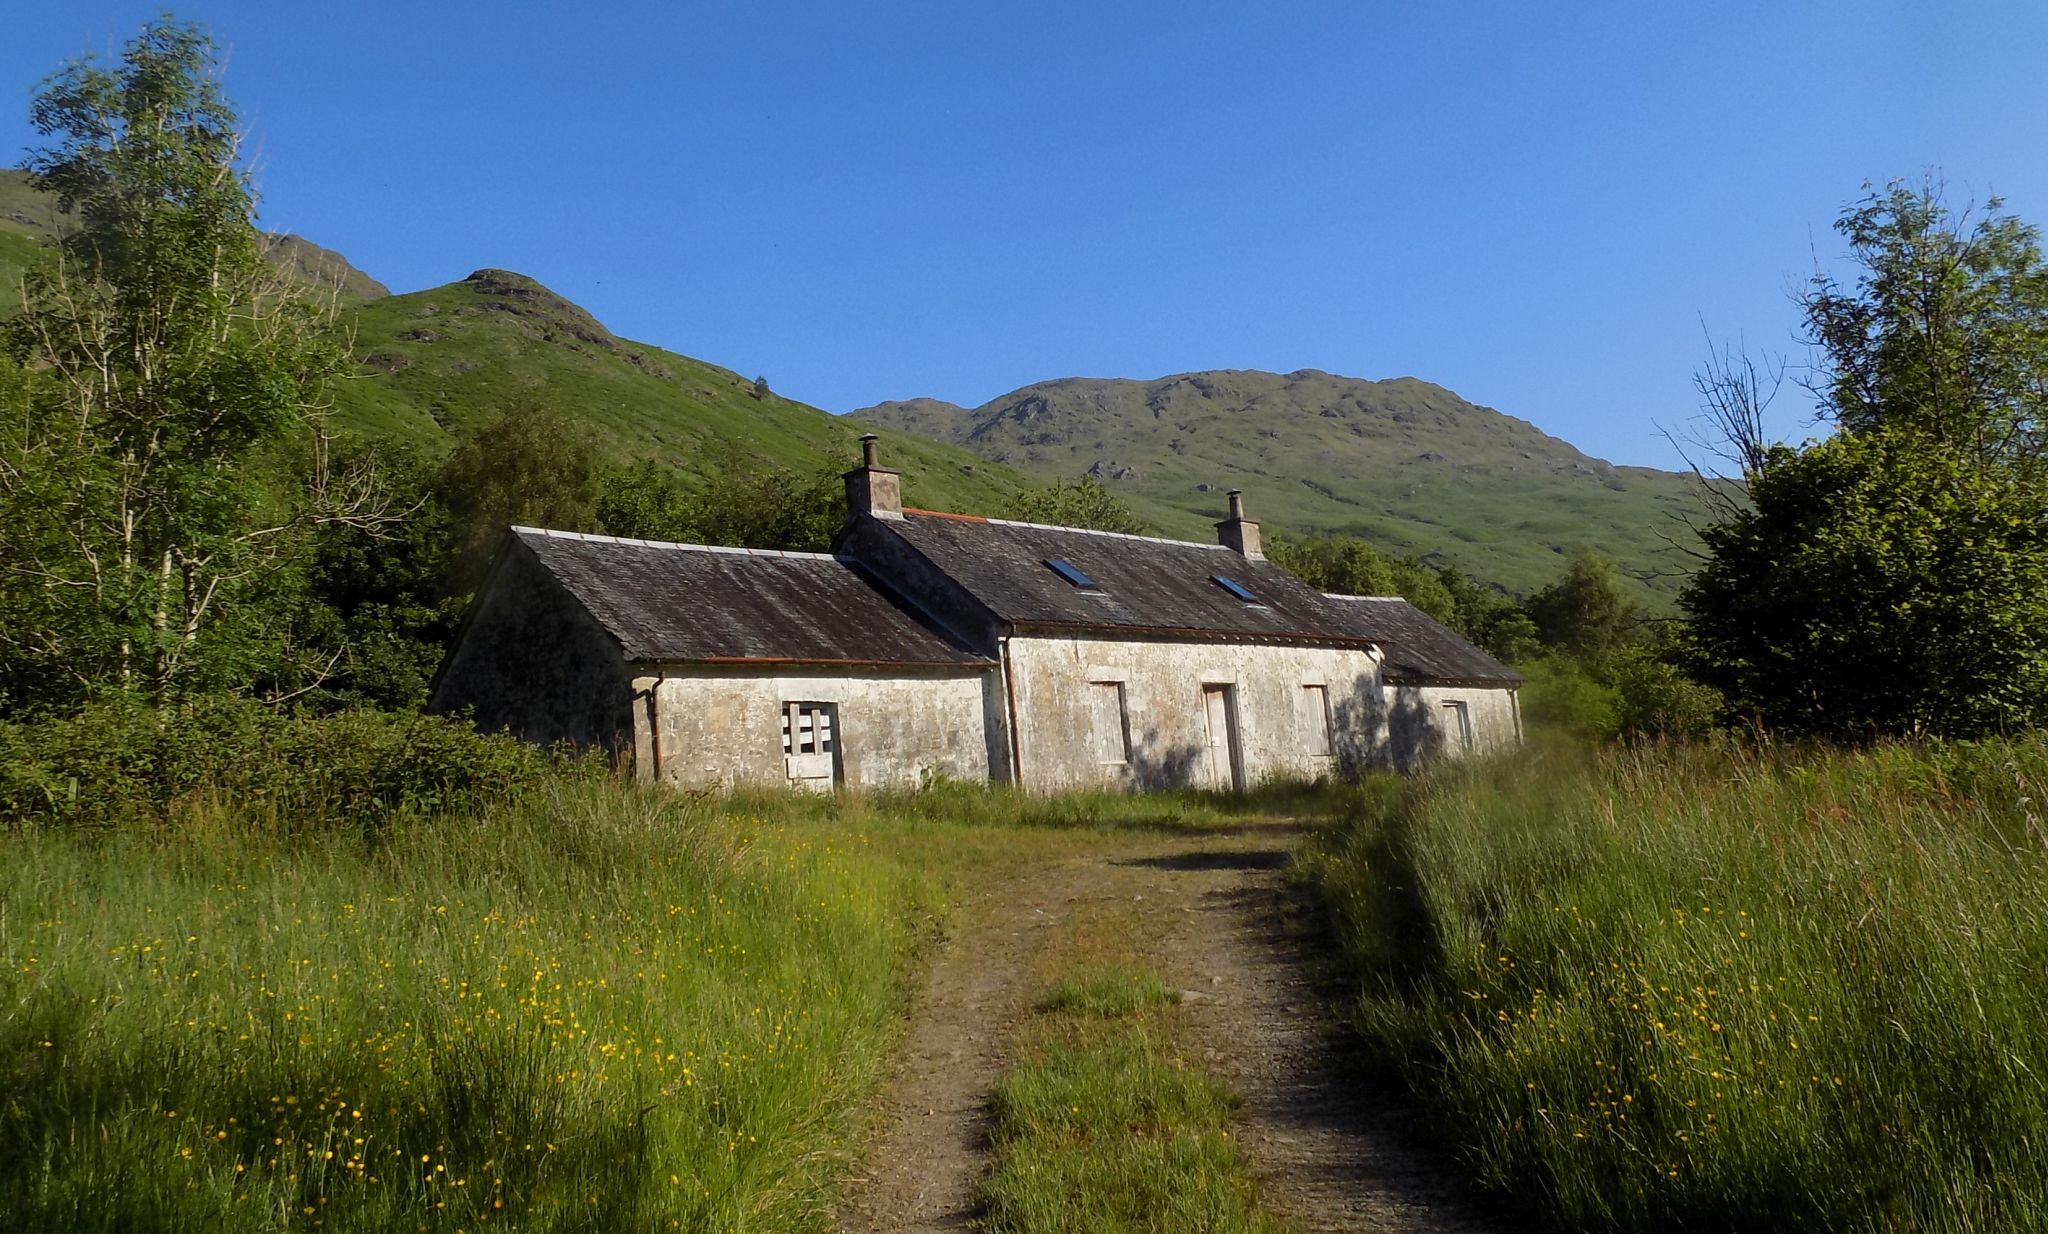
[0,697,574,828]
[1604,648,1724,739]
[1516,654,1621,739]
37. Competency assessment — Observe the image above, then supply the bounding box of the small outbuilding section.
[1322,595,1523,768]
[429,527,1000,790]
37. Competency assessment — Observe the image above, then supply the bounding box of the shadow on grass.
[800,777,1369,838]
[1112,849,1292,872]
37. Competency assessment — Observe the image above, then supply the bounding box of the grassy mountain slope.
[326,269,1051,516]
[854,370,1707,597]
[0,169,1044,517]
[0,168,389,312]
[5,167,1709,583]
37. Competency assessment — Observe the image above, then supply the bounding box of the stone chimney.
[843,433,903,520]
[1216,489,1262,558]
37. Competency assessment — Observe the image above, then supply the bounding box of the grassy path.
[837,817,1507,1234]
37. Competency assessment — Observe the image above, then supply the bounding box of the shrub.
[0,697,574,828]
[1516,654,1621,739]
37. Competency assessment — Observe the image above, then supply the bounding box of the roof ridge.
[1324,593,1411,602]
[901,509,1232,551]
[511,525,840,561]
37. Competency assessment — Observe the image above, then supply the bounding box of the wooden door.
[782,702,840,792]
[1202,684,1244,792]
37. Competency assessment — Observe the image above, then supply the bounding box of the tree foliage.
[436,398,600,589]
[1805,180,2048,458]
[1268,533,1547,664]
[0,20,389,713]
[1524,553,1642,658]
[594,455,842,552]
[1687,433,2048,736]
[1004,477,1150,535]
[1268,535,1454,622]
[1684,181,2048,738]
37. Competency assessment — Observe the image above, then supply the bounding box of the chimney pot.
[1216,488,1262,558]
[843,433,903,519]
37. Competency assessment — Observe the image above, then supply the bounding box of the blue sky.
[6,2,2046,470]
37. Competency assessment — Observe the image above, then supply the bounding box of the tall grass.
[1307,737,2048,1232]
[0,781,935,1232]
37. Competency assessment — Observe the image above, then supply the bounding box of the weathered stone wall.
[635,665,1000,790]
[428,540,634,756]
[1004,634,1385,793]
[1382,682,1522,772]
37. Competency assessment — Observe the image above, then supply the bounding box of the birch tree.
[0,19,393,711]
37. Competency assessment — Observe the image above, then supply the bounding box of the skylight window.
[1045,558,1098,590]
[1212,575,1258,602]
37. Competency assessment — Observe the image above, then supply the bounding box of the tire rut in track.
[838,821,1513,1233]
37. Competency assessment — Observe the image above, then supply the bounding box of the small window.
[1212,575,1257,602]
[1046,558,1098,590]
[1089,682,1131,764]
[781,702,837,755]
[1442,700,1473,751]
[1302,684,1333,757]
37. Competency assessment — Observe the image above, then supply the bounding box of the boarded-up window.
[1089,682,1131,764]
[1302,684,1333,757]
[1442,700,1473,751]
[781,702,837,755]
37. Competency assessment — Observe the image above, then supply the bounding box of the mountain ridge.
[851,368,1705,598]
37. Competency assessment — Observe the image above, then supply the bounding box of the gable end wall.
[427,540,635,757]
[834,516,1004,652]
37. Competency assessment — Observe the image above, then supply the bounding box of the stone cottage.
[1320,594,1523,770]
[426,529,1000,789]
[429,436,1521,791]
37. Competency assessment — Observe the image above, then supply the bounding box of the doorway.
[782,701,841,791]
[1201,684,1244,793]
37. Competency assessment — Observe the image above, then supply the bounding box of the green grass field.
[1307,738,2048,1232]
[0,769,1288,1233]
[0,783,942,1231]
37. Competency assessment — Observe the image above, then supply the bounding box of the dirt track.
[836,819,1510,1233]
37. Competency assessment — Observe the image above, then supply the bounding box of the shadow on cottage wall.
[1385,684,1445,773]
[1331,672,1390,778]
[1326,675,1446,776]
[1128,724,1205,792]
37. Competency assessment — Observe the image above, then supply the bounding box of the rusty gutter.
[681,655,994,669]
[635,669,667,782]
[1000,634,1024,786]
[1007,619,1380,649]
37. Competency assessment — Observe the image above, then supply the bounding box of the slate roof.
[884,510,1376,645]
[509,528,989,667]
[1323,595,1523,686]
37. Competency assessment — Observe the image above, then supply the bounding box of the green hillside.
[0,169,61,316]
[0,169,1044,518]
[0,168,388,312]
[324,268,1050,516]
[4,166,1713,585]
[854,371,1710,598]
